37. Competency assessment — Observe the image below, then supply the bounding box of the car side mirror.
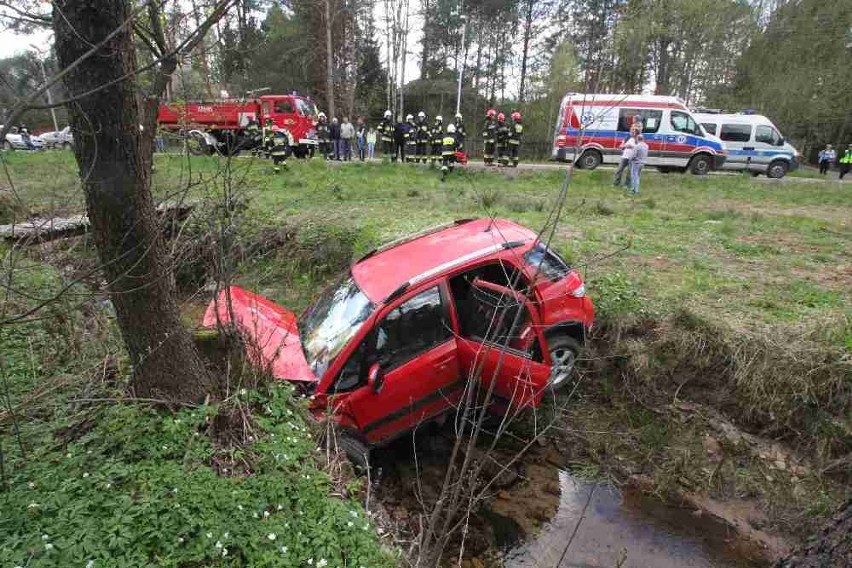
[778,137,786,147]
[367,363,384,394]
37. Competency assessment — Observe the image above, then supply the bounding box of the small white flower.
[349,510,358,518]
[307,559,313,566]
[42,534,49,540]
[222,468,228,473]
[87,450,93,455]
[45,543,54,551]
[237,505,243,511]
[253,512,259,518]
[66,452,72,458]
[172,488,178,494]
[267,533,276,541]
[263,510,270,518]
[28,503,40,509]
[105,482,112,489]
[277,504,283,511]
[86,561,95,568]
[223,532,230,539]
[177,537,184,543]
[206,532,213,539]
[82,472,90,478]
[28,482,35,489]
[280,546,288,554]
[222,548,228,557]
[317,559,328,568]
[193,432,200,437]
[248,436,254,442]
[347,521,354,528]
[215,540,223,549]
[162,445,168,451]
[239,388,247,396]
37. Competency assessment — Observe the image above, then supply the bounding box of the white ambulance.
[692,112,800,178]
[551,93,726,175]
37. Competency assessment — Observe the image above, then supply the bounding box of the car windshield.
[299,275,374,378]
[296,98,318,118]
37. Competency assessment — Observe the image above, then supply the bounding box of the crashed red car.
[204,218,594,449]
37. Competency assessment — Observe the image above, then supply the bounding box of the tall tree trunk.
[420,0,430,78]
[324,0,337,117]
[518,0,534,102]
[53,0,213,403]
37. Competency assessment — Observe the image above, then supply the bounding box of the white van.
[693,113,799,178]
[552,94,727,175]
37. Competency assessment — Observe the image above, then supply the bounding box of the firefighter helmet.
[511,111,522,122]
[418,111,426,120]
[486,108,496,118]
[406,114,414,121]
[384,110,392,119]
[497,112,505,122]
[435,115,443,123]
[317,112,327,120]
[447,123,456,134]
[455,112,462,120]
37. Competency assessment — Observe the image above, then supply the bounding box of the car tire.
[339,434,371,473]
[689,154,712,175]
[547,335,581,390]
[767,160,788,179]
[578,149,602,170]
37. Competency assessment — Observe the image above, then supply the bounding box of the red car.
[204,218,594,451]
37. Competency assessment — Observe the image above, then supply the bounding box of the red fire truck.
[157,94,319,157]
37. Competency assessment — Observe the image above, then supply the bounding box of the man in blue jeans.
[629,134,648,195]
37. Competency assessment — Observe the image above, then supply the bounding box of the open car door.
[453,277,551,410]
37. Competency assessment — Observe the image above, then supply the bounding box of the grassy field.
[2,150,851,554]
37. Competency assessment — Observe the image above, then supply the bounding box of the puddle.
[500,471,763,568]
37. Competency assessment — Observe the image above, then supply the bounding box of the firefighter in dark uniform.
[404,114,417,162]
[441,123,460,181]
[482,108,497,165]
[394,116,407,163]
[379,110,395,162]
[415,111,429,163]
[430,115,444,165]
[508,110,524,167]
[495,113,511,167]
[454,113,466,150]
[245,116,261,154]
[268,126,291,172]
[315,112,330,160]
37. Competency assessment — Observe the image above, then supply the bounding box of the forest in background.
[1,0,850,160]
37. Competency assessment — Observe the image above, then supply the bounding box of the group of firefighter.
[246,106,524,177]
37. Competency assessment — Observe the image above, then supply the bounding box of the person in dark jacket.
[394,117,408,163]
[507,110,524,167]
[404,114,417,162]
[315,113,330,159]
[379,110,395,162]
[495,113,510,166]
[329,117,341,160]
[268,126,292,172]
[454,113,466,150]
[415,111,429,163]
[441,123,460,181]
[430,115,444,166]
[482,108,497,165]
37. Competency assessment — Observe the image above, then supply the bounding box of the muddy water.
[499,470,760,568]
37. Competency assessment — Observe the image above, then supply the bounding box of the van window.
[617,109,662,134]
[670,111,701,136]
[755,125,782,146]
[701,123,717,136]
[719,124,751,142]
[274,100,294,114]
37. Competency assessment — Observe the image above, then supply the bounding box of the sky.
[0,28,53,59]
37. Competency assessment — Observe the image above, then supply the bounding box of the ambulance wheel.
[578,149,602,170]
[689,154,712,175]
[767,160,788,179]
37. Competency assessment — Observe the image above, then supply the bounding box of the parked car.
[0,125,45,150]
[39,126,74,150]
[203,218,595,462]
[552,93,726,175]
[693,112,799,178]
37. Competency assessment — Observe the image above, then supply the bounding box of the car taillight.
[569,283,585,298]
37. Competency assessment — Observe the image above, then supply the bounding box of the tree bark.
[53,0,213,403]
[324,0,337,117]
[518,0,534,102]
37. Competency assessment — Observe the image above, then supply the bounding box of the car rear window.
[720,124,752,142]
[524,243,570,281]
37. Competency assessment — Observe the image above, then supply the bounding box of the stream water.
[497,470,762,568]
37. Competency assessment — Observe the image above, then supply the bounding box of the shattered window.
[373,286,451,371]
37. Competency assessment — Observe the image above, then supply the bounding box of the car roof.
[351,218,538,303]
[693,113,774,126]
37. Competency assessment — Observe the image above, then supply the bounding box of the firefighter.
[441,123,460,181]
[377,110,395,162]
[415,111,429,163]
[495,112,510,166]
[454,112,466,149]
[482,108,497,165]
[508,110,524,167]
[404,114,417,162]
[268,126,292,172]
[315,112,330,160]
[245,116,261,154]
[430,115,444,165]
[394,116,407,163]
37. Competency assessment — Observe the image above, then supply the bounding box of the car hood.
[202,286,317,382]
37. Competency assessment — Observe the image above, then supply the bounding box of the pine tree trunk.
[53,0,213,403]
[324,0,336,117]
[518,0,534,103]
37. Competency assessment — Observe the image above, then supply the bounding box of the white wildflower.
[237,505,243,511]
[66,452,72,458]
[45,543,54,551]
[307,559,313,566]
[28,482,35,489]
[349,510,358,518]
[82,472,90,478]
[277,504,283,511]
[347,521,354,528]
[215,540,223,549]
[267,533,276,541]
[253,512,259,518]
[222,548,228,557]
[280,546,288,554]
[177,537,184,544]
[162,445,168,451]
[86,561,95,568]
[105,482,112,489]
[317,559,328,568]
[172,488,178,494]
[263,510,270,518]
[28,503,40,509]
[239,388,247,396]
[41,534,49,540]
[223,532,230,539]
[206,532,213,539]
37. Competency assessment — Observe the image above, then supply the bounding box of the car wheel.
[767,160,788,179]
[547,335,581,390]
[578,149,602,170]
[1,140,11,151]
[339,434,371,473]
[689,154,711,175]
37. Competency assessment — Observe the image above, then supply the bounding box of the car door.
[451,277,551,410]
[329,283,461,445]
